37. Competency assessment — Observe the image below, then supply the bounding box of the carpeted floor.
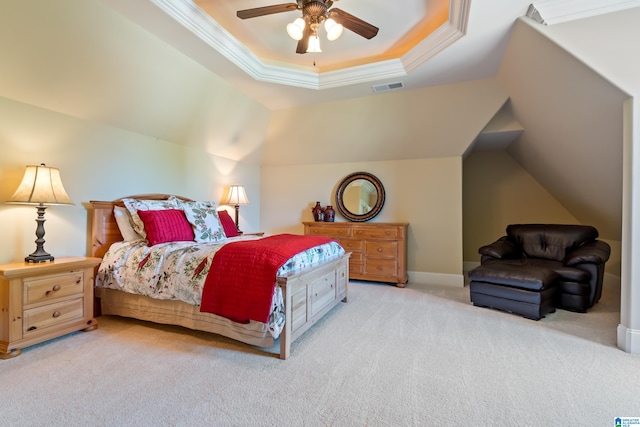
[1,279,638,426]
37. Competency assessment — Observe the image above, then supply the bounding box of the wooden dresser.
[0,257,102,359]
[304,222,408,287]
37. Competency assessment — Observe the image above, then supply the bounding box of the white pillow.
[175,199,226,243]
[113,206,143,241]
[122,198,180,238]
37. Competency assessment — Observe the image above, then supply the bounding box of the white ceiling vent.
[372,82,405,93]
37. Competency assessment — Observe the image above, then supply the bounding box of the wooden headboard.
[89,194,193,259]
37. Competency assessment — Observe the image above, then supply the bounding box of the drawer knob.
[45,284,61,296]
[27,326,37,331]
[52,311,61,318]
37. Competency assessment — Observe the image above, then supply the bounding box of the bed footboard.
[278,253,349,359]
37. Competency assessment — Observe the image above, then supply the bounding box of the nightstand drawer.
[24,270,84,305]
[23,298,84,335]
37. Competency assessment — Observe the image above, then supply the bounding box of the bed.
[89,194,349,359]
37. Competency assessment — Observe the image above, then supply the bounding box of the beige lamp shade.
[221,185,249,234]
[8,164,73,205]
[7,164,73,263]
[222,185,250,206]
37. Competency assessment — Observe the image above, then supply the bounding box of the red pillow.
[137,209,195,246]
[217,209,239,237]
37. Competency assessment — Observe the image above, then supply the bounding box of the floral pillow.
[122,198,180,238]
[174,199,226,243]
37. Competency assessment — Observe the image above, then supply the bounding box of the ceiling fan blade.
[237,4,298,20]
[296,24,311,54]
[329,8,379,39]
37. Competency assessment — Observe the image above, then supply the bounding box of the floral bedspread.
[96,236,345,338]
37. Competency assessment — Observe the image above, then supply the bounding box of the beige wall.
[497,19,626,240]
[261,78,510,286]
[261,158,464,283]
[463,150,578,256]
[0,96,263,264]
[463,150,621,275]
[0,0,269,264]
[263,78,508,166]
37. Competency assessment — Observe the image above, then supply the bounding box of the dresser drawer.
[349,261,364,276]
[365,259,398,277]
[24,270,84,305]
[348,252,363,263]
[306,226,351,239]
[23,297,84,335]
[365,241,398,259]
[339,239,363,253]
[353,227,398,240]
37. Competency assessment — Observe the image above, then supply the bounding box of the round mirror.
[335,172,385,222]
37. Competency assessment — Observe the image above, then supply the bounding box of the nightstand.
[0,256,102,359]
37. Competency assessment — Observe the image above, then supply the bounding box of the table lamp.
[222,185,249,233]
[7,163,73,262]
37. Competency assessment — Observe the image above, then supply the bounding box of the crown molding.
[527,0,640,25]
[151,0,470,90]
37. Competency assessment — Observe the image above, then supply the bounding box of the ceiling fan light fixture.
[286,17,305,40]
[306,34,322,53]
[324,18,343,41]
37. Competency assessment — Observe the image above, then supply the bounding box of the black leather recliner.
[469,224,611,318]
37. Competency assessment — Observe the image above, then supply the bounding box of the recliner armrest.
[478,236,521,259]
[565,240,611,266]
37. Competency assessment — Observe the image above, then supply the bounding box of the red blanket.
[200,234,336,324]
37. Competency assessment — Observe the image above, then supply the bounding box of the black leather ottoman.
[468,264,558,320]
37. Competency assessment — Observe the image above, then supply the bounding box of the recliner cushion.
[557,281,590,296]
[552,265,590,282]
[506,224,598,262]
[468,264,557,291]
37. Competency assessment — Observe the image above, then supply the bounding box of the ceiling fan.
[236,0,379,54]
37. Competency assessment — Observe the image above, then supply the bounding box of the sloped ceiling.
[99,0,640,110]
[93,0,633,240]
[497,18,628,239]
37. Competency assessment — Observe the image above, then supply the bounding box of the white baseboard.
[408,271,465,287]
[617,324,640,354]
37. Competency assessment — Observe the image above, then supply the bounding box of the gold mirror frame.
[335,172,385,222]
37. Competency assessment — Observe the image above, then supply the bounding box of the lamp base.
[25,253,54,263]
[234,204,243,234]
[26,204,54,263]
